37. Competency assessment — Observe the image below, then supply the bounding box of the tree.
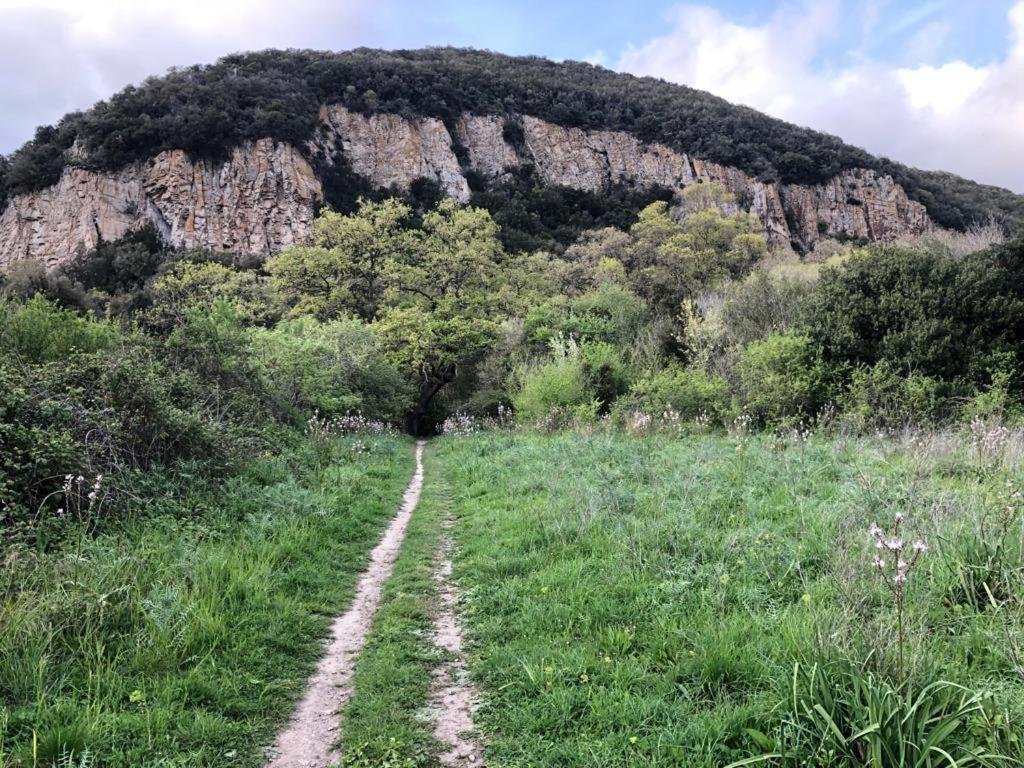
[265,198,411,321]
[147,260,273,331]
[378,199,507,433]
[803,238,1024,389]
[623,201,766,317]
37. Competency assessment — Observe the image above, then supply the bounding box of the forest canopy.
[1,47,1022,233]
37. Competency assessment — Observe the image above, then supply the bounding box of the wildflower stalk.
[869,513,927,684]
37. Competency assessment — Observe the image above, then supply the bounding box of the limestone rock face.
[143,140,321,254]
[0,139,321,268]
[0,167,147,269]
[519,116,695,192]
[317,105,469,202]
[781,169,933,248]
[0,105,935,270]
[456,115,519,179]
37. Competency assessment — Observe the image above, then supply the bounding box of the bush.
[737,333,829,427]
[0,295,117,363]
[579,342,633,412]
[804,239,1024,393]
[252,317,409,422]
[0,363,75,526]
[615,365,729,423]
[718,271,814,347]
[842,361,949,430]
[511,339,597,424]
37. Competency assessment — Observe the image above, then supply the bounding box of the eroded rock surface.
[0,107,933,268]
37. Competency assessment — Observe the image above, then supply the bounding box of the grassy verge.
[436,431,1024,767]
[0,434,413,768]
[339,447,447,768]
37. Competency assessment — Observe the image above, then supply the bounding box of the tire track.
[265,440,426,768]
[428,508,485,766]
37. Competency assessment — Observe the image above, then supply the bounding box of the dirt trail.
[428,516,485,766]
[266,440,426,768]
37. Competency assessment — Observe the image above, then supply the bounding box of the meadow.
[334,427,1024,767]
[0,435,411,767]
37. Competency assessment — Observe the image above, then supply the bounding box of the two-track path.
[265,440,484,768]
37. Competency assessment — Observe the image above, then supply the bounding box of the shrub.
[616,365,729,423]
[803,239,1024,393]
[579,342,633,411]
[0,295,117,363]
[737,333,829,427]
[252,317,409,422]
[718,271,814,347]
[511,339,596,424]
[0,363,75,526]
[842,362,949,430]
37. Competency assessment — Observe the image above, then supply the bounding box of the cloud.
[616,1,1024,192]
[0,0,376,154]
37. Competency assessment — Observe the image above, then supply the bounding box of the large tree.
[378,199,507,432]
[265,198,411,321]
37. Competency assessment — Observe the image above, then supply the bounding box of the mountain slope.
[0,47,1021,265]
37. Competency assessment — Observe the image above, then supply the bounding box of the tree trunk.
[404,370,453,436]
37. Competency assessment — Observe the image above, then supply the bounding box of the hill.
[1,47,1022,263]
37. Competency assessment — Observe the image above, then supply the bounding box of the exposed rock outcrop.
[0,107,934,269]
[316,106,469,202]
[0,139,321,268]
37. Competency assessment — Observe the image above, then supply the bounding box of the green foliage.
[146,259,273,330]
[625,201,767,316]
[523,285,650,351]
[511,338,596,423]
[738,333,829,426]
[579,342,633,411]
[617,365,729,421]
[266,198,412,321]
[0,295,117,363]
[735,662,1016,767]
[251,317,409,422]
[804,238,1024,390]
[0,363,74,525]
[719,271,815,347]
[3,48,1020,232]
[842,362,949,430]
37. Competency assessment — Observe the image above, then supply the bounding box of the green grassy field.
[430,432,1024,767]
[0,435,412,767]
[3,429,1022,767]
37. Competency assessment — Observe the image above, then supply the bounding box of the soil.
[265,441,426,768]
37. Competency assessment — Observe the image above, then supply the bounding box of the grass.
[0,434,413,767]
[338,447,449,767]
[433,431,1024,767]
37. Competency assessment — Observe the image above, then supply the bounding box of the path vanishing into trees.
[265,440,484,768]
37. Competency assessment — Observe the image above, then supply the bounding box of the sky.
[1,0,1023,192]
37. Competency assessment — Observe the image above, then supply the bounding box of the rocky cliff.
[0,107,933,268]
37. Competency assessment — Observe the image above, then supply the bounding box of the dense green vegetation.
[2,48,1022,233]
[3,159,1024,765]
[5,188,1023,437]
[432,431,1023,767]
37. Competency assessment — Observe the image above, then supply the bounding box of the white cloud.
[0,0,375,154]
[616,1,1024,192]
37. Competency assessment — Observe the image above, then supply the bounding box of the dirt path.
[266,440,426,768]
[428,515,485,766]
